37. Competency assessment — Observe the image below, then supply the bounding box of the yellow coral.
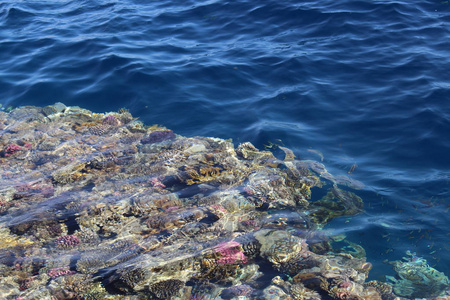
[185,166,223,185]
[0,229,35,249]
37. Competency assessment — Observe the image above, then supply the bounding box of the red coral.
[4,143,22,156]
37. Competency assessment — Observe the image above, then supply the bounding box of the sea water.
[1,0,450,293]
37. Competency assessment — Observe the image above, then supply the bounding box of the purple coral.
[141,130,176,144]
[103,115,122,126]
[214,241,248,265]
[55,235,80,249]
[13,182,55,199]
[4,144,22,156]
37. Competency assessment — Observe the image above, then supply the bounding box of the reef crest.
[0,104,448,299]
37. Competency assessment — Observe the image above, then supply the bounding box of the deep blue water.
[1,0,450,282]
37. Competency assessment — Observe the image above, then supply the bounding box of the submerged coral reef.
[0,104,448,299]
[386,251,449,299]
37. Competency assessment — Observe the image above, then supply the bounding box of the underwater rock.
[270,276,321,300]
[255,229,308,265]
[42,102,66,117]
[42,105,58,117]
[309,184,364,224]
[220,284,254,299]
[141,129,176,144]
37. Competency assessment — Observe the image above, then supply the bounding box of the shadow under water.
[0,104,448,299]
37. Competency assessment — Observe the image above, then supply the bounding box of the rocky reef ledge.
[0,104,448,299]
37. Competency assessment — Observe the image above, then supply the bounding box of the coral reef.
[55,235,81,249]
[386,251,449,298]
[0,103,446,299]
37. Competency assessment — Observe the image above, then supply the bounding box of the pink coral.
[214,241,248,265]
[166,206,180,212]
[210,204,228,218]
[149,177,166,188]
[335,290,351,299]
[4,143,22,156]
[55,235,80,249]
[14,182,54,198]
[47,266,75,279]
[338,281,353,289]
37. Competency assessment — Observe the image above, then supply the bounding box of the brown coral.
[148,279,184,299]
